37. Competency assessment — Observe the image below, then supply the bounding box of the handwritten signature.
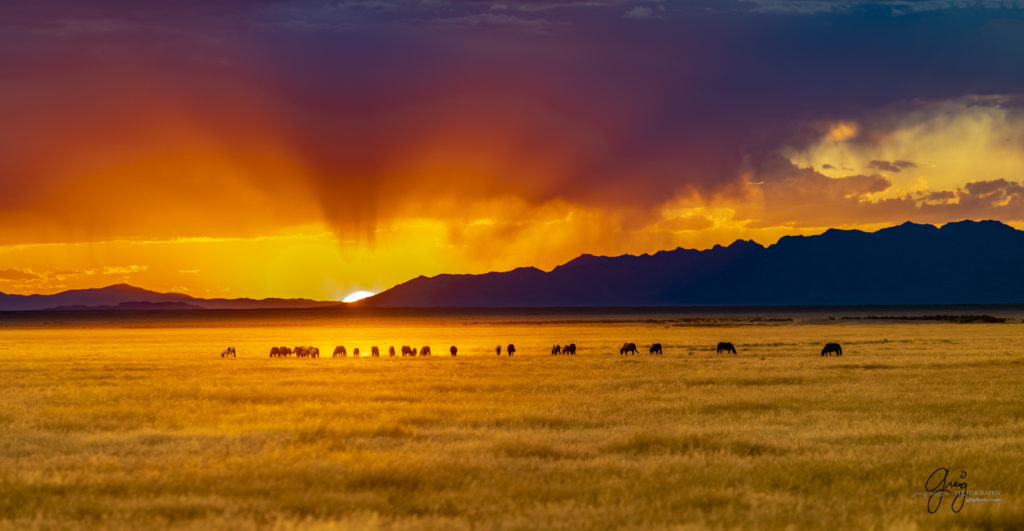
[925,468,967,513]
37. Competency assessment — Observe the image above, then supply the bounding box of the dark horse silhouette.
[389,346,396,357]
[551,344,561,355]
[332,345,346,357]
[507,344,515,356]
[821,342,842,356]
[450,345,458,356]
[420,346,432,356]
[564,343,576,355]
[716,342,737,354]
[649,343,662,355]
[620,342,638,355]
[496,345,502,356]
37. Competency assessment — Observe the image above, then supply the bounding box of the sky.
[1,0,1024,299]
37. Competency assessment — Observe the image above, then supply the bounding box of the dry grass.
[0,316,1022,530]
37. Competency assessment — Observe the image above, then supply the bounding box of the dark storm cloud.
[867,160,917,172]
[1,0,1023,242]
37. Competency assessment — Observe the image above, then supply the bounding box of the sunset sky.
[2,1,1024,300]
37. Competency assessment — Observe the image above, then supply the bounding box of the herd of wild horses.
[220,341,844,358]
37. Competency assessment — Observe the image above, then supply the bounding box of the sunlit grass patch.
[604,431,783,457]
[2,320,1023,529]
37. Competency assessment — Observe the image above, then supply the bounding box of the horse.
[270,346,280,358]
[620,342,638,355]
[552,344,561,355]
[649,343,662,355]
[496,345,501,356]
[716,342,737,354]
[420,346,431,356]
[507,344,515,356]
[309,346,319,358]
[293,346,306,358]
[333,345,347,357]
[353,347,360,357]
[221,346,236,358]
[389,346,396,357]
[401,345,413,356]
[278,346,291,357]
[565,343,576,355]
[371,346,380,357]
[821,343,842,357]
[450,345,458,356]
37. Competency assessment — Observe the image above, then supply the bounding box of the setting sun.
[342,290,376,303]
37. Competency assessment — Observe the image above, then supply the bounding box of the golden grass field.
[1,311,1022,530]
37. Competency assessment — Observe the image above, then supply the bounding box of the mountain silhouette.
[0,283,337,311]
[365,220,1024,307]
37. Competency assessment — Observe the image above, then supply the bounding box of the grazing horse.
[565,343,576,355]
[389,346,396,357]
[552,344,561,355]
[620,342,638,355]
[371,346,380,357]
[420,346,431,356]
[649,343,662,355]
[496,345,501,356]
[401,345,413,356]
[717,342,737,354]
[450,345,458,356]
[821,343,842,357]
[507,343,515,356]
[279,346,291,357]
[333,345,347,357]
[270,346,280,358]
[221,346,236,358]
[353,347,360,357]
[309,346,319,358]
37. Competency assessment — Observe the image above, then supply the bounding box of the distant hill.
[0,284,338,311]
[365,220,1024,307]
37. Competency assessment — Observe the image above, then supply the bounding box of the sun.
[342,290,376,303]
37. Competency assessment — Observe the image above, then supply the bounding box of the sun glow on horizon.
[342,290,376,303]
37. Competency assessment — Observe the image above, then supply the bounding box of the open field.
[1,310,1023,529]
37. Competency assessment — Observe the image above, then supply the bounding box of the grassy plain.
[1,311,1023,530]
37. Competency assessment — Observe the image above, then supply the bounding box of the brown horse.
[716,342,737,354]
[565,343,576,355]
[333,345,346,357]
[620,342,638,355]
[507,344,515,356]
[649,343,662,355]
[450,345,458,356]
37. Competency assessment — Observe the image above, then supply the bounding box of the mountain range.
[364,220,1024,307]
[0,284,337,312]
[3,220,1021,310]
